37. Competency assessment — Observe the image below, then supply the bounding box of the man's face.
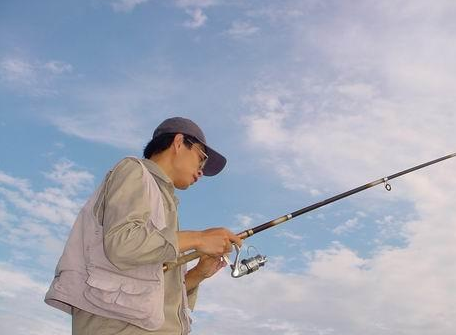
[172,135,206,190]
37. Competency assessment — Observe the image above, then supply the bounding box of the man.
[45,117,242,334]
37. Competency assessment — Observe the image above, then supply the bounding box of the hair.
[143,133,197,159]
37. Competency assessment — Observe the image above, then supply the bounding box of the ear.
[172,133,185,152]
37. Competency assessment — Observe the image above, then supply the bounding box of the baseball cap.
[153,117,227,176]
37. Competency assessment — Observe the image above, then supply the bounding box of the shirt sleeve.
[100,158,178,270]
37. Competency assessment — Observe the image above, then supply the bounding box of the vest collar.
[141,159,174,189]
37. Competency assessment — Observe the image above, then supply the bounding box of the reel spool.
[228,245,267,278]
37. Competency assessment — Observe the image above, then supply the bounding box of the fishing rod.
[164,152,456,277]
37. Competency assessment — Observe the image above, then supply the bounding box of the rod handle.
[163,250,203,272]
[163,231,250,272]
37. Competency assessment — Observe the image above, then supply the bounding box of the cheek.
[174,156,196,179]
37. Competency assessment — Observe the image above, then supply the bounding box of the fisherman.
[45,117,242,334]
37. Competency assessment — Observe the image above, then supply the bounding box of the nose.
[197,170,203,177]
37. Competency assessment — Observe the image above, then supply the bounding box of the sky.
[1,0,456,334]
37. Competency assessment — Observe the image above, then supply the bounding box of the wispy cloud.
[0,56,73,96]
[373,214,409,245]
[194,207,456,334]
[230,213,265,232]
[219,2,456,334]
[45,61,184,150]
[110,0,217,13]
[0,161,92,335]
[0,263,48,296]
[0,160,93,227]
[183,8,208,29]
[175,0,218,8]
[332,217,363,235]
[226,21,260,39]
[276,229,305,241]
[0,58,36,86]
[0,264,70,335]
[110,0,150,12]
[43,61,73,75]
[234,214,254,227]
[0,160,93,271]
[246,2,305,23]
[243,77,455,196]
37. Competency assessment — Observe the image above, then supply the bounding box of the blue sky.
[1,1,456,334]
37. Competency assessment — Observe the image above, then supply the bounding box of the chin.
[175,182,191,190]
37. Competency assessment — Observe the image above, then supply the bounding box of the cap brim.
[202,146,227,176]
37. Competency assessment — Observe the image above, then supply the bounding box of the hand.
[196,228,242,257]
[185,255,228,291]
[193,255,227,279]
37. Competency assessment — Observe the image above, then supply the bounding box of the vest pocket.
[84,267,164,322]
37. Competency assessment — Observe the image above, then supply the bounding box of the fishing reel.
[226,245,267,278]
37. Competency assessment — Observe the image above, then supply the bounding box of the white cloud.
[0,161,92,227]
[226,21,260,39]
[43,159,94,196]
[175,0,218,8]
[373,214,409,245]
[0,160,93,269]
[276,229,305,241]
[110,0,216,13]
[246,3,305,23]
[193,208,456,334]
[0,200,10,223]
[234,213,253,227]
[50,111,145,150]
[213,2,456,334]
[183,8,208,29]
[43,61,73,75]
[332,217,363,235]
[0,264,70,335]
[46,62,182,150]
[0,56,73,96]
[0,58,36,86]
[111,0,150,12]
[229,213,265,232]
[0,263,48,296]
[336,83,377,100]
[243,78,455,197]
[240,0,456,203]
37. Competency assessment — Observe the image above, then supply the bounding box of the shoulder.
[106,157,146,186]
[112,157,144,175]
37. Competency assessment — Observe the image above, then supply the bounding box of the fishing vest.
[44,158,170,331]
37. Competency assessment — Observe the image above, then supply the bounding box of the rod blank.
[164,152,456,272]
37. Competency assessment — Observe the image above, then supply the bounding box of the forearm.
[177,227,243,256]
[185,267,205,292]
[177,231,202,253]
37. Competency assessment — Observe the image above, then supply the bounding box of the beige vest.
[45,158,169,331]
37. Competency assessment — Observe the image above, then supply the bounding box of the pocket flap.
[120,281,152,295]
[86,270,121,292]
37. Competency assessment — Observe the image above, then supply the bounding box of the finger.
[224,242,233,253]
[222,254,231,264]
[228,232,243,247]
[218,261,226,270]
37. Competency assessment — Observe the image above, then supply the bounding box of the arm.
[177,228,242,255]
[102,158,241,271]
[185,255,226,291]
[101,158,178,270]
[180,228,241,293]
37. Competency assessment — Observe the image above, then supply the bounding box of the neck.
[150,154,175,184]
